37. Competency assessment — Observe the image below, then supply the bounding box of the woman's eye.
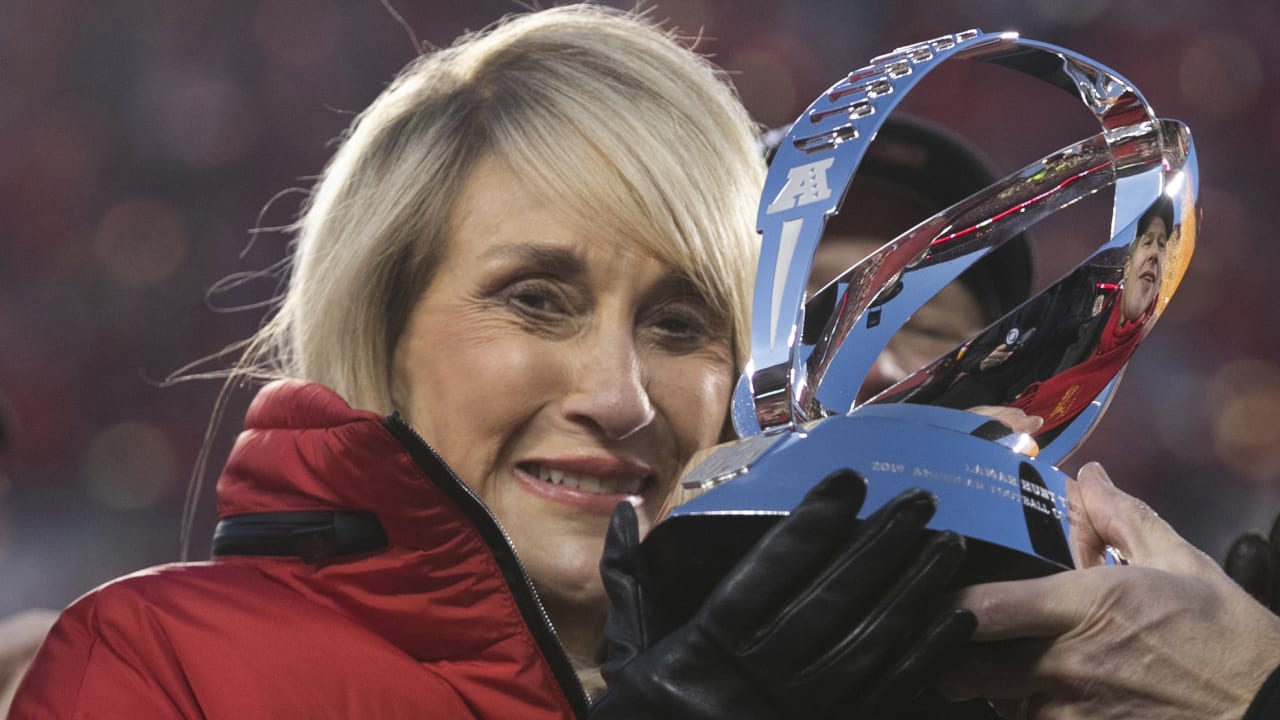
[648,301,719,346]
[504,280,566,317]
[656,313,701,336]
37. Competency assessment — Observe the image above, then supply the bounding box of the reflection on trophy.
[641,29,1200,633]
[887,195,1177,444]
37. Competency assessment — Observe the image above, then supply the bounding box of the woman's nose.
[561,335,655,440]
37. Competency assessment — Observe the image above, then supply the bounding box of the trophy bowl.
[641,29,1199,636]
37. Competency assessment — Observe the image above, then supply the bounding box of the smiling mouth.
[521,462,650,496]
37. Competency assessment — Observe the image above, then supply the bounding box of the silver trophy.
[642,30,1198,628]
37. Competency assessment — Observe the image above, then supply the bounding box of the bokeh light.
[92,197,189,287]
[1209,359,1280,483]
[253,0,342,69]
[1028,0,1113,27]
[1147,365,1212,462]
[132,65,261,169]
[81,422,178,511]
[1178,32,1263,122]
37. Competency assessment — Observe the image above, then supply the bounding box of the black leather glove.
[1225,511,1280,612]
[591,469,976,719]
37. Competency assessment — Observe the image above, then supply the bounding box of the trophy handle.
[739,30,1197,465]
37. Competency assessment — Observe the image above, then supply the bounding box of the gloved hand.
[591,469,976,719]
[1225,512,1280,612]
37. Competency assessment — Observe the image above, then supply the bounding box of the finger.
[1267,509,1280,552]
[750,487,942,663]
[969,405,1045,436]
[988,695,1070,720]
[703,469,867,637]
[1224,532,1276,606]
[1065,473,1105,569]
[939,638,1053,701]
[953,572,1106,641]
[1025,695,1072,720]
[1266,512,1280,613]
[1074,463,1218,577]
[988,698,1021,719]
[600,502,651,671]
[859,607,977,711]
[784,528,964,687]
[600,502,643,587]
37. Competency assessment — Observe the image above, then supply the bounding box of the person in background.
[762,117,1033,406]
[1004,197,1170,439]
[907,197,1172,445]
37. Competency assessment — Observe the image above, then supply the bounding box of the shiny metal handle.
[739,29,1191,455]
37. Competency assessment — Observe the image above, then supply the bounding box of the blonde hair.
[237,4,764,412]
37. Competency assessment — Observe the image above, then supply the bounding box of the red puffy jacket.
[10,380,589,719]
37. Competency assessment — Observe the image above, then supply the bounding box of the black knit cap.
[760,115,1033,323]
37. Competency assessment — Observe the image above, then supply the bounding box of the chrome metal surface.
[665,31,1198,589]
[738,30,1197,463]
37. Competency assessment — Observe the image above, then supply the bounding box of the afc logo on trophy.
[766,157,835,214]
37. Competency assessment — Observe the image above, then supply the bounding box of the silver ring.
[1106,545,1131,565]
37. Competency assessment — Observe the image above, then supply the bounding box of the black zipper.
[382,413,590,718]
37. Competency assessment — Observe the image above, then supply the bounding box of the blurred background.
[3,0,1279,616]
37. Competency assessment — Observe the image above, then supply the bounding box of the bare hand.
[967,405,1044,439]
[944,462,1280,719]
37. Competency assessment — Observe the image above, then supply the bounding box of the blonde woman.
[11,6,974,718]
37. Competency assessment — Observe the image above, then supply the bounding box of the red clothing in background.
[1012,299,1148,434]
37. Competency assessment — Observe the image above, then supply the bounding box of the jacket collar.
[213,379,589,716]
[217,379,468,552]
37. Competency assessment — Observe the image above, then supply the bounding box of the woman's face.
[392,155,735,613]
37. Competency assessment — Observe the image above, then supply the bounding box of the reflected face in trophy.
[391,155,735,610]
[1120,215,1168,322]
[808,179,986,402]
